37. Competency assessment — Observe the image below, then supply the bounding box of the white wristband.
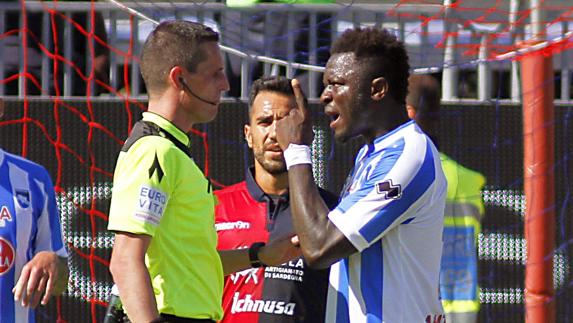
[283,144,312,170]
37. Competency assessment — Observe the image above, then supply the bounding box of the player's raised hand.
[276,79,314,150]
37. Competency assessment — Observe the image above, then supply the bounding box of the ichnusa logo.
[0,238,15,275]
[376,179,402,199]
[231,293,296,315]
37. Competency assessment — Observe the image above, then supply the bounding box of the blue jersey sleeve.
[33,167,67,258]
[329,138,437,251]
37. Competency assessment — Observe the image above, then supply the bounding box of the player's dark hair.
[140,20,219,95]
[248,76,307,117]
[406,74,441,121]
[331,28,410,105]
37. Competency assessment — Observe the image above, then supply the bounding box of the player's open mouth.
[324,105,340,129]
[329,113,340,128]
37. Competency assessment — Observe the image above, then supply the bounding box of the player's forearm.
[110,258,159,323]
[218,249,251,276]
[287,165,334,264]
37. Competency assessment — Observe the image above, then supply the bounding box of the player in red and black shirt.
[215,76,338,323]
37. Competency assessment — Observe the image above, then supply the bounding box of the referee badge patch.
[376,179,402,200]
[134,184,168,225]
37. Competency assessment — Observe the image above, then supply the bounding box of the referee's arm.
[110,232,159,323]
[219,234,302,276]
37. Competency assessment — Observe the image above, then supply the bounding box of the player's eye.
[258,118,272,126]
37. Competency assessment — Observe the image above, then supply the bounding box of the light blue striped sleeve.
[34,168,67,258]
[329,138,436,251]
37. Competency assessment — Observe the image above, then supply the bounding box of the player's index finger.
[290,79,309,117]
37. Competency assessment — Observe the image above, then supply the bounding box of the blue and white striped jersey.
[0,149,67,323]
[326,121,447,323]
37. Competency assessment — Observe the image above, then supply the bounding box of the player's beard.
[253,147,287,175]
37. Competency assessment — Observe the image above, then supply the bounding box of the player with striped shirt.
[275,28,447,322]
[0,98,69,323]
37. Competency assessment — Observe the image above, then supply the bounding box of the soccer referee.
[108,21,301,323]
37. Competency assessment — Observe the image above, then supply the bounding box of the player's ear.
[371,77,388,101]
[406,105,417,120]
[244,124,253,148]
[0,98,4,119]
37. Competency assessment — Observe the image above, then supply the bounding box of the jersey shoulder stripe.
[336,137,404,213]
[3,151,52,183]
[359,139,436,243]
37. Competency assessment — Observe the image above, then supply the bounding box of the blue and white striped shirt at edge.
[326,121,447,323]
[0,149,67,323]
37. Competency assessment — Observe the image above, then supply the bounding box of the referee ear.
[371,77,388,101]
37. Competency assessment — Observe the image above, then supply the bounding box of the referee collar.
[142,112,190,148]
[245,166,289,203]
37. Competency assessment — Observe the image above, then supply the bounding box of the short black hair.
[331,28,410,105]
[406,74,441,121]
[248,76,306,117]
[140,20,219,95]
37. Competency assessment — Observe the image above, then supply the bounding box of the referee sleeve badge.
[133,184,168,226]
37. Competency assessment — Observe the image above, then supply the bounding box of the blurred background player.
[274,28,447,322]
[406,74,486,323]
[215,76,338,322]
[107,21,301,323]
[0,98,69,323]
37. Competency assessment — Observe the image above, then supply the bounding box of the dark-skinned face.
[245,91,297,175]
[320,53,371,143]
